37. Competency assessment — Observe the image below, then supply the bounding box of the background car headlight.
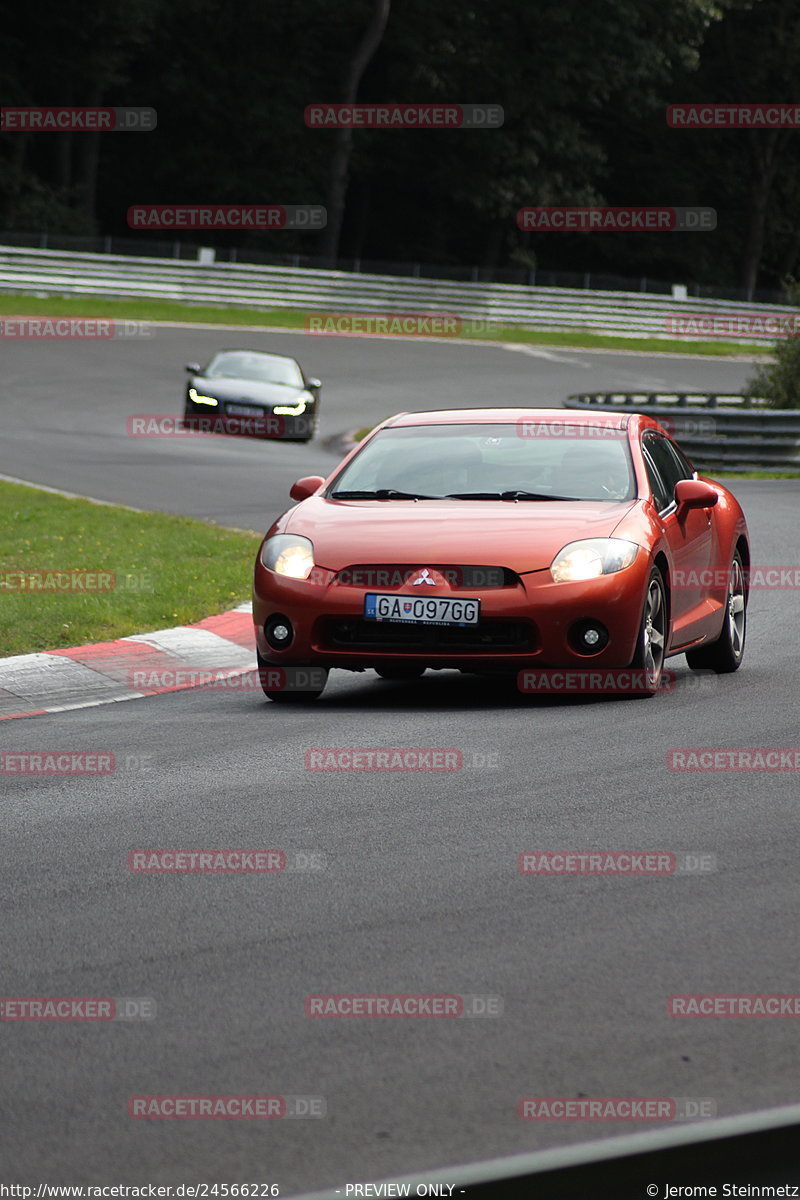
[275,394,311,416]
[188,387,219,406]
[550,538,638,582]
[260,534,315,579]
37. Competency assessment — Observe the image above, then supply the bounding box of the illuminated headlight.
[188,388,219,406]
[550,538,639,583]
[274,394,310,416]
[260,534,315,579]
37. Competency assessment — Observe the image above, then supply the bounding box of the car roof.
[210,348,299,363]
[384,407,630,429]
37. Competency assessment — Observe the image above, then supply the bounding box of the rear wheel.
[686,551,746,673]
[257,650,328,701]
[630,566,667,697]
[375,665,426,681]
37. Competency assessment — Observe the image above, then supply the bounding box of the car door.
[641,431,716,647]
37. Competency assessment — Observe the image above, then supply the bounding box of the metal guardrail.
[564,392,800,469]
[0,243,797,341]
[2,230,792,303]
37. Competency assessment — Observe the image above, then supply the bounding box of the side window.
[663,438,695,480]
[642,434,685,511]
[642,447,671,511]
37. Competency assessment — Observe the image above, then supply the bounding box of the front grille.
[323,618,534,651]
[334,564,520,589]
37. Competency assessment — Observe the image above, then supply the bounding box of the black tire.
[374,665,426,681]
[257,650,328,701]
[629,565,668,697]
[685,550,746,673]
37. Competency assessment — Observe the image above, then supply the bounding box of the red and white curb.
[0,603,255,721]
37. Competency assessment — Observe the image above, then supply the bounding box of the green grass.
[0,480,260,657]
[0,293,767,357]
[716,470,800,479]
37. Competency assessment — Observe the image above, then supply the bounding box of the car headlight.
[274,394,311,416]
[550,538,639,583]
[188,388,218,406]
[260,534,315,579]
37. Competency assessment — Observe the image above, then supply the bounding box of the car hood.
[191,376,309,406]
[284,497,640,574]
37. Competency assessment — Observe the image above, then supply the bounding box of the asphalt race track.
[0,325,757,527]
[2,328,799,1193]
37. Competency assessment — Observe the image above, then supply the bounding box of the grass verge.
[0,293,767,358]
[0,480,260,657]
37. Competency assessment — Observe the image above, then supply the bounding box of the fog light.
[568,620,609,655]
[265,614,294,650]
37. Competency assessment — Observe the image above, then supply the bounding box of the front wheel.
[629,566,667,697]
[685,551,746,673]
[257,650,328,701]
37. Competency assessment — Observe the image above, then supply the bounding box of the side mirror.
[290,475,325,501]
[185,363,201,374]
[674,479,718,515]
[306,377,322,391]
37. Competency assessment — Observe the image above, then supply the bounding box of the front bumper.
[183,401,314,439]
[252,554,651,672]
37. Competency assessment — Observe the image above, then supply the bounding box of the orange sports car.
[252,408,749,701]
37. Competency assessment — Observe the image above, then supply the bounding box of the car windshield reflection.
[328,423,636,502]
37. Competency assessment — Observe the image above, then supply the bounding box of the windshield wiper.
[330,488,437,500]
[445,490,577,501]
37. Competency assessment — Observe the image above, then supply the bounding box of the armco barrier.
[564,392,800,470]
[0,243,798,341]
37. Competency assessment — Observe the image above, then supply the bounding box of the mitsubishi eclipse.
[252,408,749,701]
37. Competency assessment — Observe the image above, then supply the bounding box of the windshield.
[329,422,635,501]
[203,351,304,386]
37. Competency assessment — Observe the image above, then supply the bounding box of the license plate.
[364,593,480,625]
[226,403,263,417]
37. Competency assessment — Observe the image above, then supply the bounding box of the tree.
[318,0,391,260]
[746,283,800,407]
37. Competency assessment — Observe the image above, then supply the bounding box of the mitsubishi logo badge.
[410,568,437,586]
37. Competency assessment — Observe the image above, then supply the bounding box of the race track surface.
[2,328,797,1193]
